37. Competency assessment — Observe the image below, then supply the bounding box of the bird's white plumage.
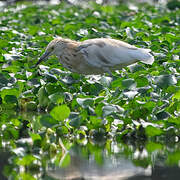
[36,37,154,75]
[80,38,154,67]
[80,39,137,67]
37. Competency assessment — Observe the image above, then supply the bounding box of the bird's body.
[36,37,154,75]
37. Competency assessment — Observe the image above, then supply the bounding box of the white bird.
[36,37,154,75]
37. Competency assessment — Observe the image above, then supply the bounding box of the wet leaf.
[49,92,64,104]
[145,125,163,137]
[166,151,180,165]
[154,75,177,88]
[122,78,136,90]
[69,113,82,128]
[76,98,94,108]
[156,111,170,120]
[129,64,145,73]
[0,73,9,85]
[146,142,163,152]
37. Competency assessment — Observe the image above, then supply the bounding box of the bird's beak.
[35,51,51,67]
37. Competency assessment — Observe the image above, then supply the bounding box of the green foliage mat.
[0,1,180,139]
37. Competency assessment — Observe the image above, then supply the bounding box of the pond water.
[45,142,180,180]
[1,142,180,179]
[0,111,180,180]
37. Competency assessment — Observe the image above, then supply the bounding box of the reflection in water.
[47,149,151,179]
[1,137,180,180]
[1,112,180,179]
[46,142,180,180]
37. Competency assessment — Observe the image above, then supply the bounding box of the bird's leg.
[103,67,119,82]
[59,138,68,154]
[103,67,113,77]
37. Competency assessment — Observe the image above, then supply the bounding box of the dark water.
[2,139,180,180]
[45,142,180,180]
[0,112,180,180]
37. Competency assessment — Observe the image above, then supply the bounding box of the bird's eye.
[51,46,54,50]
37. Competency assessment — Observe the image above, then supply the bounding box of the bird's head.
[35,37,67,66]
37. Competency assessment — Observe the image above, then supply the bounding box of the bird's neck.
[56,41,79,59]
[65,41,79,50]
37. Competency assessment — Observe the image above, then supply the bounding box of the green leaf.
[25,101,37,111]
[167,117,180,126]
[135,76,149,87]
[111,78,122,88]
[69,113,82,128]
[76,98,94,108]
[29,133,42,142]
[129,64,145,73]
[0,73,9,84]
[19,173,36,180]
[167,0,180,10]
[17,154,36,166]
[173,90,180,100]
[45,72,58,83]
[155,75,177,88]
[121,78,136,90]
[82,83,103,96]
[146,142,163,153]
[143,101,156,112]
[0,88,20,100]
[49,92,64,104]
[89,116,102,127]
[4,95,18,104]
[38,87,49,108]
[156,111,170,120]
[100,76,112,87]
[50,105,70,121]
[95,103,104,116]
[40,114,58,128]
[102,105,124,116]
[4,127,19,139]
[145,125,163,137]
[56,126,69,136]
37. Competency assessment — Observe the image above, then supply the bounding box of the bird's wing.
[78,38,139,68]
